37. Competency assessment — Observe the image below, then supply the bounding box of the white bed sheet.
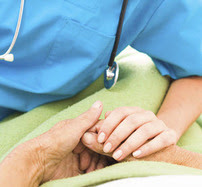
[98,175,202,187]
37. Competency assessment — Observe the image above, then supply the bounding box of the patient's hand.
[0,101,110,187]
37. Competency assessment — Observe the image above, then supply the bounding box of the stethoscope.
[0,0,128,89]
[0,0,24,62]
[104,0,128,89]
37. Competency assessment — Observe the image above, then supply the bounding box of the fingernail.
[98,132,106,143]
[113,150,123,160]
[83,133,93,145]
[103,143,112,153]
[133,150,142,158]
[92,101,102,109]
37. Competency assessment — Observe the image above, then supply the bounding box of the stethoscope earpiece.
[0,54,14,62]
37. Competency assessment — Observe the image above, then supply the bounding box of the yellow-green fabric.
[0,47,201,187]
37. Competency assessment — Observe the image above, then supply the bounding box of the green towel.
[0,47,201,187]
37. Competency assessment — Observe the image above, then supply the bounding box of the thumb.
[72,101,103,137]
[47,101,103,152]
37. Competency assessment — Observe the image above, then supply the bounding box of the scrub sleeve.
[131,0,202,79]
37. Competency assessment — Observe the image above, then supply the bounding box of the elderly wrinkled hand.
[0,101,111,186]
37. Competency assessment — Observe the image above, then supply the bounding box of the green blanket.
[0,47,202,186]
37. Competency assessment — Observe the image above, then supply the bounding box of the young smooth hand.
[82,125,202,170]
[96,107,178,161]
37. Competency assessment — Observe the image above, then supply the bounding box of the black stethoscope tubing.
[108,0,128,68]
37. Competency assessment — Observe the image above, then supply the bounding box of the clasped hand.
[1,101,178,185]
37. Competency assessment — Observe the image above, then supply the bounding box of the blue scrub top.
[0,0,201,120]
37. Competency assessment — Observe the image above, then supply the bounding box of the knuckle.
[105,111,111,117]
[114,107,128,116]
[131,106,144,113]
[109,134,121,144]
[137,127,151,138]
[134,106,143,111]
[111,109,121,118]
[160,135,170,145]
[141,144,151,153]
[141,125,152,136]
[169,129,177,136]
[168,130,178,143]
[122,141,134,152]
[135,107,146,112]
[145,111,156,118]
[158,120,167,129]
[114,107,123,113]
[52,119,70,130]
[126,114,138,124]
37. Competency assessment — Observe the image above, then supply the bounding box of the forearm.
[157,77,202,139]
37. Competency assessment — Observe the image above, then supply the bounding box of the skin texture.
[97,107,178,160]
[0,101,110,187]
[82,125,202,169]
[97,77,202,160]
[157,77,202,138]
[0,77,201,186]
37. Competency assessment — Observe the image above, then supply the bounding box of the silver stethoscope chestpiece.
[104,0,128,89]
[104,61,119,89]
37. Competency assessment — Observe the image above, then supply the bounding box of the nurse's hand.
[82,126,202,170]
[0,101,109,186]
[96,107,178,161]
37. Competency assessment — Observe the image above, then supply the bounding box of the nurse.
[0,1,202,158]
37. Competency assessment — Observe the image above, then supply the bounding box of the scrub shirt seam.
[135,0,166,40]
[44,0,67,65]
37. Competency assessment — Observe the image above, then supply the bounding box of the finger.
[82,132,112,157]
[79,149,92,171]
[88,120,104,133]
[73,101,103,136]
[73,142,85,154]
[86,153,99,173]
[98,107,143,143]
[112,120,166,161]
[46,101,103,153]
[105,111,112,118]
[96,156,108,170]
[82,132,134,162]
[56,101,103,150]
[132,130,177,158]
[103,111,158,153]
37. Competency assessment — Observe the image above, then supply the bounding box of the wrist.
[126,145,180,165]
[22,140,44,186]
[157,112,183,140]
[0,141,44,187]
[141,145,179,164]
[126,145,202,169]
